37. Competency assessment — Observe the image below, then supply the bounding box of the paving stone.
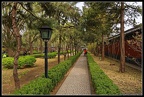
[56,54,91,95]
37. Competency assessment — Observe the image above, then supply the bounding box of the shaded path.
[56,53,91,95]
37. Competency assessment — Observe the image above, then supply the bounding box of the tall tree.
[2,2,25,57]
[82,2,142,71]
[11,2,21,89]
[2,2,45,89]
[119,2,141,72]
[49,2,80,63]
[82,2,115,60]
[119,2,125,72]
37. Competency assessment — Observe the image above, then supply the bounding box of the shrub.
[2,56,36,69]
[87,53,121,95]
[2,57,14,68]
[14,77,53,95]
[30,52,57,59]
[14,52,82,95]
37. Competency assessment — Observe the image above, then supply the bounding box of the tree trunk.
[58,31,62,64]
[74,45,76,55]
[12,2,20,89]
[28,34,33,55]
[94,42,98,56]
[66,45,69,58]
[40,39,43,53]
[72,44,75,56]
[7,48,15,57]
[119,2,125,72]
[64,44,66,60]
[30,43,33,55]
[70,44,72,56]
[102,33,105,61]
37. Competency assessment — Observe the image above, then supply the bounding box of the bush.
[2,56,36,69]
[14,52,82,95]
[30,52,57,59]
[14,77,53,95]
[2,57,14,68]
[87,53,121,95]
[30,54,44,58]
[33,50,41,54]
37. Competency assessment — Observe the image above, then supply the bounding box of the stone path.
[56,53,91,95]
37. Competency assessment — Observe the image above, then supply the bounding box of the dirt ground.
[2,53,142,95]
[90,54,142,95]
[2,55,66,95]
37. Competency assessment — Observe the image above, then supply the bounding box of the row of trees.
[80,2,142,72]
[2,1,142,91]
[2,2,84,90]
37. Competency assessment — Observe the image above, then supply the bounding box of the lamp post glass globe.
[39,26,52,40]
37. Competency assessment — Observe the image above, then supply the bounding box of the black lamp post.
[39,26,53,78]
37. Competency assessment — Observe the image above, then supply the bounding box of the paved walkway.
[56,53,92,95]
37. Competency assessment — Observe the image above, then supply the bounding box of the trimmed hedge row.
[13,52,82,95]
[2,56,36,69]
[30,52,57,58]
[14,77,53,95]
[87,53,121,95]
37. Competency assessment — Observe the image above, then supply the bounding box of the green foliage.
[60,51,67,55]
[2,57,14,68]
[48,52,57,58]
[30,52,57,58]
[30,54,44,58]
[87,53,121,95]
[22,56,36,67]
[81,2,142,44]
[2,53,7,58]
[87,43,97,54]
[33,50,41,54]
[42,52,81,87]
[13,52,82,95]
[14,77,53,95]
[2,56,36,69]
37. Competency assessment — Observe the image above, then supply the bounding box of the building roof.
[108,26,142,41]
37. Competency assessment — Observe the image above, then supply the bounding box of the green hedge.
[14,77,53,95]
[30,52,57,58]
[2,56,36,69]
[13,52,82,95]
[46,52,81,87]
[87,53,121,95]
